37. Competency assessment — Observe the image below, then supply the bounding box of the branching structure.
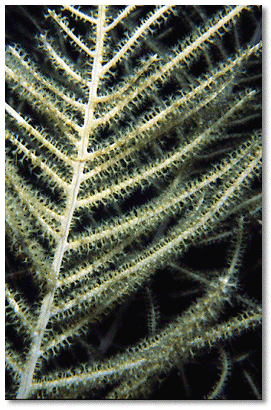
[5,5,262,399]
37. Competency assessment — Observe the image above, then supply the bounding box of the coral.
[5,5,262,399]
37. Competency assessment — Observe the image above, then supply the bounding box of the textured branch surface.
[5,5,262,399]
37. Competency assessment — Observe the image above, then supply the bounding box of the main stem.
[16,6,106,399]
